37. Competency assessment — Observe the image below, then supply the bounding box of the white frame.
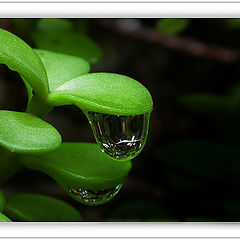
[0,1,240,237]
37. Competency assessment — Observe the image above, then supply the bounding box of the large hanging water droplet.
[85,111,151,160]
[68,184,122,205]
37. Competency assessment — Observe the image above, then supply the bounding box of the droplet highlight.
[68,184,122,205]
[85,111,151,160]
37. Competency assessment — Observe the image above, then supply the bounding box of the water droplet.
[68,184,122,204]
[85,111,151,160]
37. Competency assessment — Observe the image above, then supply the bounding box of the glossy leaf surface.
[20,143,132,205]
[0,189,5,212]
[0,28,49,98]
[0,111,61,153]
[33,18,102,64]
[4,193,82,222]
[35,49,90,91]
[48,73,153,115]
[0,212,12,222]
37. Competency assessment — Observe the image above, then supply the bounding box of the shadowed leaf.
[4,193,82,222]
[19,142,132,206]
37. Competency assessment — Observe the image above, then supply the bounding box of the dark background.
[1,18,240,221]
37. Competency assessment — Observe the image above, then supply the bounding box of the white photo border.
[0,1,240,237]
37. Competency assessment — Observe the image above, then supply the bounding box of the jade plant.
[0,19,153,222]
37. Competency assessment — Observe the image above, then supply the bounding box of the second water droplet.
[68,184,122,205]
[85,111,151,160]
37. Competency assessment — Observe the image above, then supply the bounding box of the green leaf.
[177,93,237,115]
[33,18,102,64]
[155,140,240,185]
[0,28,49,99]
[0,189,5,212]
[0,148,21,185]
[35,49,90,92]
[19,142,132,206]
[155,18,190,36]
[36,18,73,34]
[3,193,82,222]
[0,212,12,222]
[48,73,153,115]
[226,18,240,30]
[0,111,62,153]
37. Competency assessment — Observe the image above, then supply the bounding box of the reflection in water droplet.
[85,111,151,160]
[68,184,122,204]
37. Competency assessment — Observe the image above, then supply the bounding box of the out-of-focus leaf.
[0,28,49,99]
[108,200,177,222]
[35,49,90,91]
[48,73,153,115]
[177,93,237,115]
[0,189,5,212]
[0,212,12,222]
[32,18,102,64]
[226,19,240,30]
[155,140,240,185]
[4,193,82,222]
[36,18,73,34]
[155,18,190,36]
[0,111,61,153]
[19,143,132,206]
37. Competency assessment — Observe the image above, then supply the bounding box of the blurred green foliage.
[155,18,190,36]
[3,193,82,222]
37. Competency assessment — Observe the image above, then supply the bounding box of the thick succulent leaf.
[0,148,20,185]
[177,93,237,115]
[155,18,190,36]
[35,49,90,92]
[0,212,12,222]
[0,111,61,153]
[33,19,102,64]
[0,28,49,98]
[155,140,240,185]
[4,193,82,222]
[19,143,132,205]
[48,73,153,115]
[0,189,5,212]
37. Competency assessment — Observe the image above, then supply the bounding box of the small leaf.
[0,28,49,99]
[3,193,82,222]
[155,18,190,36]
[0,212,12,222]
[19,143,132,205]
[0,111,62,153]
[35,49,90,91]
[0,189,5,212]
[33,18,102,64]
[48,73,153,115]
